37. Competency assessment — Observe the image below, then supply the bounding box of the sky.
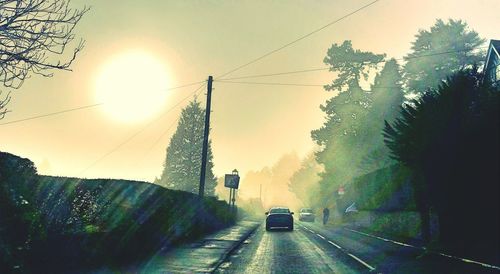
[1,0,499,184]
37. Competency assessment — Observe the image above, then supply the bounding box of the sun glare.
[95,50,170,123]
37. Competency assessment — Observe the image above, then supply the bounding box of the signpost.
[224,169,240,211]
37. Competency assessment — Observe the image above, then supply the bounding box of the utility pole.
[198,76,213,198]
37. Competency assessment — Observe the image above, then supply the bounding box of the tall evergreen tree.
[311,41,385,201]
[404,19,485,94]
[358,59,405,173]
[159,100,217,196]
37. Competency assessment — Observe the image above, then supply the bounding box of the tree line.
[289,18,498,259]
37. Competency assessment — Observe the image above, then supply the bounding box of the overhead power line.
[221,46,489,81]
[216,0,381,79]
[0,79,206,126]
[217,80,323,87]
[143,117,180,157]
[0,103,103,126]
[164,80,206,91]
[221,67,332,81]
[79,83,206,176]
[217,80,403,89]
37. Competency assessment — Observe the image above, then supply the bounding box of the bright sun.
[95,50,170,123]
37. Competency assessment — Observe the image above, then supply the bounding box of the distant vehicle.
[298,208,315,222]
[265,207,294,231]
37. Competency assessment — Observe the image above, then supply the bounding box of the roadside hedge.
[0,152,235,273]
[340,164,416,212]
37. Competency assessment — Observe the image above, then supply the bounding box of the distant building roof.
[484,40,500,74]
[491,40,500,52]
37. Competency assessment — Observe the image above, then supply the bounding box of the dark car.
[265,207,294,231]
[298,208,315,222]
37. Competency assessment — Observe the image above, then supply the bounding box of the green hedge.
[341,164,416,212]
[0,152,236,273]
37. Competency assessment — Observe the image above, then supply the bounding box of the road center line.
[316,234,326,240]
[299,225,377,272]
[345,228,500,270]
[327,240,342,249]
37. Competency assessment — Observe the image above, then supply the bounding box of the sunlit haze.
[94,50,170,123]
[1,1,499,272]
[1,0,499,199]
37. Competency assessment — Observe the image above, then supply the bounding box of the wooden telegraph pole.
[198,76,213,198]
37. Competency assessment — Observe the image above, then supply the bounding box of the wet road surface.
[90,220,499,273]
[216,222,500,274]
[90,222,259,274]
[216,224,367,273]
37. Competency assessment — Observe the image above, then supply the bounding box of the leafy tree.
[0,0,88,118]
[384,69,499,247]
[323,40,385,92]
[358,59,405,173]
[316,41,385,139]
[404,19,485,94]
[159,100,217,196]
[311,41,386,202]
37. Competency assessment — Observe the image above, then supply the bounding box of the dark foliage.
[384,69,499,259]
[0,152,235,273]
[0,152,45,273]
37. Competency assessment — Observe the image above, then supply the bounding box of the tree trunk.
[413,172,431,242]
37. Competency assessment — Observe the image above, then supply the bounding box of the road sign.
[224,174,240,189]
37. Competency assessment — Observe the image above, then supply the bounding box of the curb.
[209,222,260,273]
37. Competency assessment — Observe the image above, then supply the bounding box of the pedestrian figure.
[323,207,330,225]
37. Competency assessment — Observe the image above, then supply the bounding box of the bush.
[0,152,236,273]
[341,164,416,212]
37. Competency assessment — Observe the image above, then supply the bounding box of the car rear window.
[301,209,313,213]
[270,208,289,214]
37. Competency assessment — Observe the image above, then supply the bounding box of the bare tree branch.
[0,0,89,90]
[0,90,11,119]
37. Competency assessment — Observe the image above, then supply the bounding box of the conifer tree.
[311,41,385,197]
[159,100,217,196]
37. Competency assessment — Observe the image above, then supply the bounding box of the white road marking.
[316,234,326,240]
[327,240,342,250]
[347,253,376,271]
[298,224,377,272]
[345,228,417,249]
[346,228,500,270]
[294,225,352,272]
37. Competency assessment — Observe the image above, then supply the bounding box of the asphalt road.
[215,221,500,274]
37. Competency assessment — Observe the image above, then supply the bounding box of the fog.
[216,152,308,212]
